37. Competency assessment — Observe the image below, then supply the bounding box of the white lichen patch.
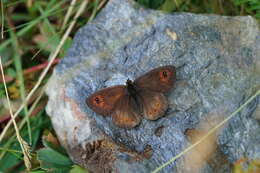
[46,72,91,148]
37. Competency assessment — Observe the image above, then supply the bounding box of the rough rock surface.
[45,0,260,172]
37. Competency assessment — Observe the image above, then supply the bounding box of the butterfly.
[86,65,176,128]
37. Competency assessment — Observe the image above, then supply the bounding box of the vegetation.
[0,0,259,172]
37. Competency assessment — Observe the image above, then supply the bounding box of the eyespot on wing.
[86,85,127,116]
[134,65,176,93]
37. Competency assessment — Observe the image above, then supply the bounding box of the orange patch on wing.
[159,70,171,82]
[93,95,105,107]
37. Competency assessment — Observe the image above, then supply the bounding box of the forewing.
[111,96,141,128]
[137,90,168,120]
[134,65,176,93]
[86,85,127,116]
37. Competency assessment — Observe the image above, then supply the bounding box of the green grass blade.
[0,0,68,52]
[9,29,31,145]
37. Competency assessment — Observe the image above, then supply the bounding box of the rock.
[45,0,260,172]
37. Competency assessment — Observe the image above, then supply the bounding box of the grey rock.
[45,0,260,172]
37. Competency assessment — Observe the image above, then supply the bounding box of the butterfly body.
[86,65,176,128]
[125,79,139,100]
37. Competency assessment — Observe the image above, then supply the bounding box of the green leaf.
[6,68,17,78]
[255,12,260,18]
[0,152,21,171]
[136,0,165,9]
[69,165,89,173]
[28,171,46,173]
[0,143,23,171]
[41,131,67,155]
[37,148,73,170]
[159,0,180,12]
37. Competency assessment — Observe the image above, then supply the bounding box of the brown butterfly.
[86,65,176,128]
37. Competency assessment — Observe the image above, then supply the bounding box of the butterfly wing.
[134,65,176,93]
[86,85,127,116]
[137,90,168,120]
[111,95,141,128]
